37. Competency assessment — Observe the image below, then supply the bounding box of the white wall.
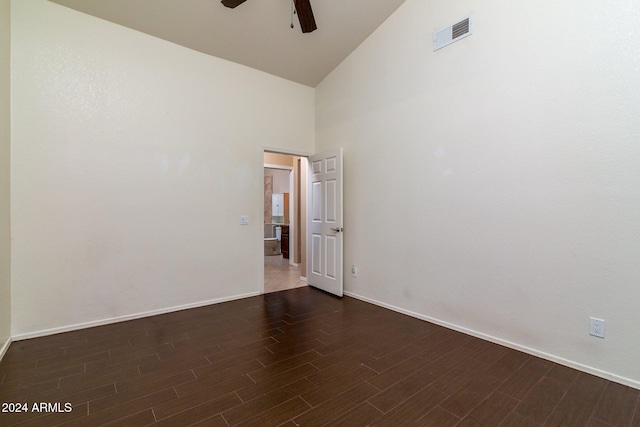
[0,0,11,355]
[264,168,291,194]
[316,0,640,387]
[11,0,314,337]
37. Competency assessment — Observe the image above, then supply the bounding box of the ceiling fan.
[221,0,317,33]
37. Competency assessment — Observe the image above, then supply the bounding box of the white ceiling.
[49,0,408,87]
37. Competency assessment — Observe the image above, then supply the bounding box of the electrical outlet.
[351,265,358,278]
[589,317,605,338]
[240,215,249,225]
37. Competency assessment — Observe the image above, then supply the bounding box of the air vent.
[433,16,473,51]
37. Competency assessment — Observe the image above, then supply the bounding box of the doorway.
[263,152,308,293]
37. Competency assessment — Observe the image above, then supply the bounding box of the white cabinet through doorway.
[272,193,284,217]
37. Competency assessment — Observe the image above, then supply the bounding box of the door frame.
[261,147,312,295]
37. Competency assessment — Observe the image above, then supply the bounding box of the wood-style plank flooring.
[1,287,638,426]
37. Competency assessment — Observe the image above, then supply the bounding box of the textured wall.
[11,0,314,337]
[316,0,640,387]
[0,0,11,355]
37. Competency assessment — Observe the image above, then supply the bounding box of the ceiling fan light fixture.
[291,0,295,29]
[221,0,247,8]
[294,0,317,33]
[221,0,316,33]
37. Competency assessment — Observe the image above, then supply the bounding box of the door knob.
[330,227,344,233]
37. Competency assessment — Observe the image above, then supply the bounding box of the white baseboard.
[0,336,11,361]
[12,291,260,342]
[344,291,640,391]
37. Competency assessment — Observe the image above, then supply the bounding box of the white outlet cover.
[240,215,249,225]
[589,317,605,338]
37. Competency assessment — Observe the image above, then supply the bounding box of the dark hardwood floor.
[0,286,638,426]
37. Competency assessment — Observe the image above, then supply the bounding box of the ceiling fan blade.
[294,0,317,33]
[221,0,247,8]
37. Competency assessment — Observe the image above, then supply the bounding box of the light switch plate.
[240,215,249,225]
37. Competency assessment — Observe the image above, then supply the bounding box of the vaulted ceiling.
[49,0,408,87]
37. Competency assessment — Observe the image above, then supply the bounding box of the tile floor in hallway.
[264,255,307,293]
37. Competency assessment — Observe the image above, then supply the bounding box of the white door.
[307,148,343,297]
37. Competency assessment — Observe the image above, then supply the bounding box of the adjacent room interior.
[263,152,308,294]
[1,0,639,425]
